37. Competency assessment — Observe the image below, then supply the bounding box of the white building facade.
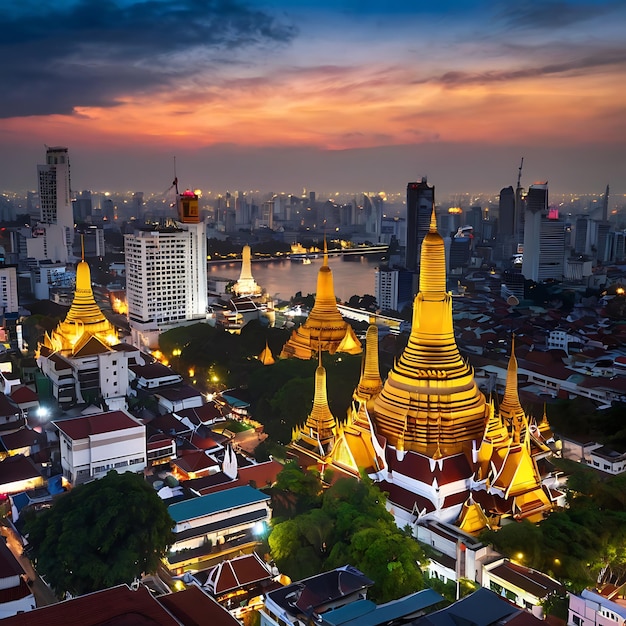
[125,222,208,349]
[54,410,147,485]
[37,146,74,263]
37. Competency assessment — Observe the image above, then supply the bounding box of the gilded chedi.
[280,243,362,359]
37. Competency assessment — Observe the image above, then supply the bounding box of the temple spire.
[499,335,526,439]
[303,353,337,452]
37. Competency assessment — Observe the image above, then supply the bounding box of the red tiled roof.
[157,585,240,626]
[54,411,142,440]
[208,553,272,595]
[0,393,20,418]
[0,427,46,451]
[0,540,24,578]
[173,450,219,473]
[0,584,180,626]
[156,385,203,402]
[10,386,38,404]
[0,454,41,486]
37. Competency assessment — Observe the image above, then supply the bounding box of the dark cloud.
[495,0,618,30]
[418,47,626,87]
[0,0,296,118]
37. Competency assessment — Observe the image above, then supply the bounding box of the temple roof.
[280,245,362,359]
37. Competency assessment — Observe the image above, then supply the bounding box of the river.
[208,255,379,302]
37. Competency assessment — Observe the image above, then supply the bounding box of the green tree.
[269,473,427,603]
[24,471,174,597]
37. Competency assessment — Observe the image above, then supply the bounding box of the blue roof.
[221,394,250,408]
[168,485,269,523]
[322,588,444,626]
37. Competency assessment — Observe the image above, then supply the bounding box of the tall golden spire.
[499,336,526,442]
[43,257,119,354]
[302,353,337,452]
[280,239,362,359]
[356,325,383,399]
[371,203,488,457]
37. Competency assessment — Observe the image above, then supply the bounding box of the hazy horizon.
[1,1,625,201]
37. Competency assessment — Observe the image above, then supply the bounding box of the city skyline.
[1,0,625,197]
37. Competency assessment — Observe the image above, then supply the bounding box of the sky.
[1,0,625,199]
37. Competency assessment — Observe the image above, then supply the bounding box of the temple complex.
[291,207,558,534]
[37,253,137,410]
[279,243,362,359]
[232,245,262,298]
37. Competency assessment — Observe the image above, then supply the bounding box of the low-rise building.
[54,410,146,485]
[0,539,35,618]
[166,485,271,575]
[569,587,626,626]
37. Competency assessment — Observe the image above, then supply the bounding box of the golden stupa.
[332,324,386,475]
[370,208,488,457]
[290,354,337,460]
[280,241,362,359]
[40,252,119,356]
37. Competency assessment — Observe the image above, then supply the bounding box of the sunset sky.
[1,0,625,198]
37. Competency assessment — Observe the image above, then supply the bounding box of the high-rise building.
[522,184,566,282]
[405,178,434,271]
[0,267,19,316]
[125,189,208,350]
[37,146,74,262]
[498,186,515,237]
[374,266,416,312]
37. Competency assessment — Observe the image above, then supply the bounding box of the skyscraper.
[522,183,565,282]
[405,178,434,271]
[37,146,74,262]
[498,186,515,237]
[125,189,208,349]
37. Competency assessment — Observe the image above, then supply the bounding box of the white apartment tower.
[37,146,74,262]
[125,190,208,349]
[0,267,19,315]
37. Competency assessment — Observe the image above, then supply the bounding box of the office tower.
[521,183,547,282]
[405,178,434,271]
[466,206,483,238]
[73,190,93,223]
[132,192,144,220]
[499,186,515,237]
[374,266,416,312]
[37,146,74,262]
[125,189,208,350]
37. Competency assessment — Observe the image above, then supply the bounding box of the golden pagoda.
[332,324,386,475]
[40,254,119,356]
[290,354,338,462]
[498,335,527,443]
[279,241,362,359]
[475,343,553,522]
[370,208,488,457]
[258,341,275,366]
